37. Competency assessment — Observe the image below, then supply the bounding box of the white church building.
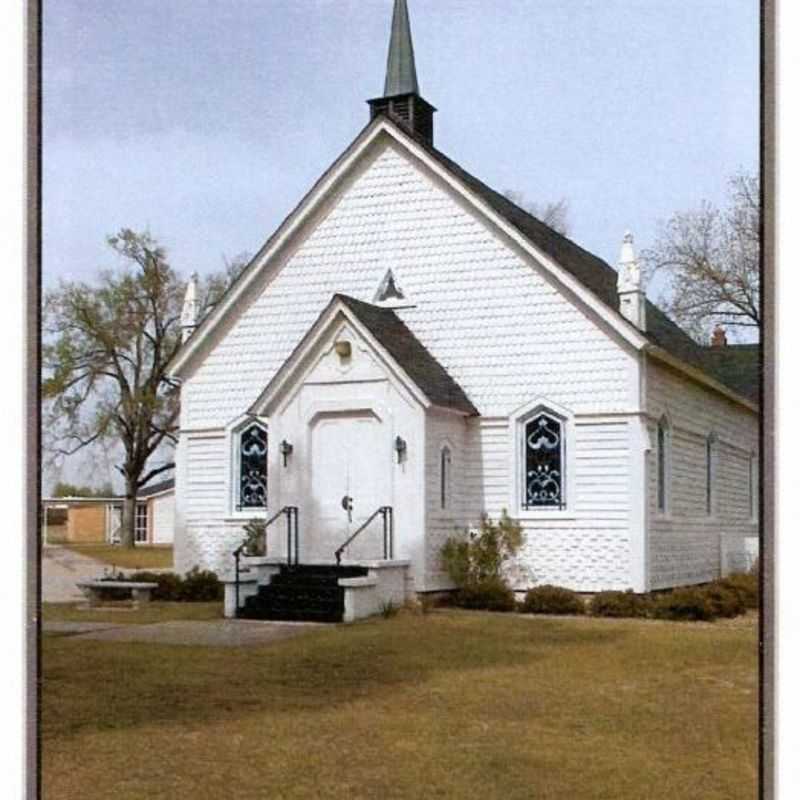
[168,1,759,618]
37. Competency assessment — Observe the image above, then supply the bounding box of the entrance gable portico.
[250,293,475,587]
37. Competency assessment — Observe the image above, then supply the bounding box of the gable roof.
[334,295,478,415]
[138,477,175,498]
[410,136,759,404]
[697,344,760,404]
[172,114,757,409]
[250,294,477,416]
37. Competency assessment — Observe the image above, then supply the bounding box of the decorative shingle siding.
[181,143,636,430]
[460,418,633,592]
[646,358,758,589]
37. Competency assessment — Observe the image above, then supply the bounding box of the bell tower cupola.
[367,0,436,145]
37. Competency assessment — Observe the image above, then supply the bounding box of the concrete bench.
[77,580,159,607]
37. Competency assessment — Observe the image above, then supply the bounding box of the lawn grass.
[43,601,222,626]
[42,610,757,800]
[62,543,174,570]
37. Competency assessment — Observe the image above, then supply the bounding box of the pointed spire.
[181,272,200,343]
[368,0,435,144]
[384,0,419,96]
[616,231,647,331]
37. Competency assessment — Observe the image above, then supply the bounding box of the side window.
[522,411,566,510]
[440,446,451,510]
[705,433,717,516]
[749,452,758,521]
[236,422,268,511]
[657,416,670,514]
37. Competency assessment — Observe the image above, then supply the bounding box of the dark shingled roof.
[335,294,478,415]
[386,120,759,405]
[138,477,175,498]
[698,344,760,404]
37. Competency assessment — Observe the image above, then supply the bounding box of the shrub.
[588,590,652,618]
[520,585,585,615]
[454,578,517,612]
[419,595,437,615]
[178,567,224,602]
[441,512,523,587]
[701,583,745,619]
[651,587,715,621]
[380,600,399,619]
[241,518,267,557]
[715,573,758,609]
[127,568,222,602]
[128,570,183,601]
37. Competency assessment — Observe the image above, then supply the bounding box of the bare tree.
[43,229,184,547]
[641,171,759,341]
[503,190,571,236]
[200,251,251,315]
[43,233,249,546]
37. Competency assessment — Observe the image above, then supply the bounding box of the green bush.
[441,512,523,587]
[127,568,222,602]
[588,590,652,618]
[453,578,517,612]
[651,587,716,621]
[520,585,585,615]
[241,518,267,557]
[128,570,183,601]
[179,567,224,601]
[701,583,745,619]
[715,573,758,609]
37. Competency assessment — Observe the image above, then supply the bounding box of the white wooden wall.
[645,358,758,588]
[150,492,175,545]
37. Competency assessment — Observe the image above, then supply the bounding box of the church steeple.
[368,0,436,145]
[384,0,419,96]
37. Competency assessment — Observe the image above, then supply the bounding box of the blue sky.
[43,0,759,290]
[41,0,760,490]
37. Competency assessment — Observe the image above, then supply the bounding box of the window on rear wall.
[236,422,268,511]
[522,411,566,510]
[135,503,148,543]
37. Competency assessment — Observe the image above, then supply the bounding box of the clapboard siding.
[455,417,634,592]
[646,358,758,589]
[424,410,469,589]
[174,433,245,575]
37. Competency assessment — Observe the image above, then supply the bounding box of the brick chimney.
[711,325,728,347]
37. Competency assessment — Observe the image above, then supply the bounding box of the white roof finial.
[181,272,200,342]
[617,231,642,293]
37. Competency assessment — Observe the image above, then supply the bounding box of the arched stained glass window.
[523,412,565,509]
[238,423,267,510]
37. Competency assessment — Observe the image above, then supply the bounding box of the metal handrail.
[232,505,299,616]
[334,505,393,566]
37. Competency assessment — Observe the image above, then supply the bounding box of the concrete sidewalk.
[42,546,108,603]
[42,619,324,647]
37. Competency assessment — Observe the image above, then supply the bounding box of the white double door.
[309,410,389,563]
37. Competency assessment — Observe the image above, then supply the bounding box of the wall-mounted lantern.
[279,439,293,467]
[394,435,407,464]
